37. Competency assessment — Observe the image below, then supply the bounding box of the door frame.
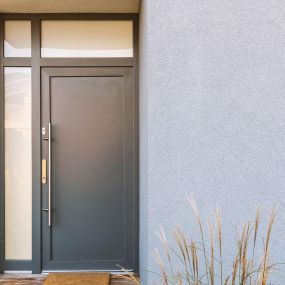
[0,13,139,274]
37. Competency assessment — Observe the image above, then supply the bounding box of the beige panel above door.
[0,0,140,13]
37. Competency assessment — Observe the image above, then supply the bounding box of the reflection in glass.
[4,21,31,57]
[41,21,133,57]
[5,68,32,260]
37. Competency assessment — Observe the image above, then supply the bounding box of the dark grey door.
[41,67,136,271]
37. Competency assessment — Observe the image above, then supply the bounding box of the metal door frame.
[0,13,139,274]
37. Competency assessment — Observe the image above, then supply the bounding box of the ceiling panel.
[0,0,140,13]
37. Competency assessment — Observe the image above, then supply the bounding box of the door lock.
[42,127,46,135]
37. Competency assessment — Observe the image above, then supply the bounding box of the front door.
[41,67,135,271]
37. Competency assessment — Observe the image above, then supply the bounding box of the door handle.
[48,122,52,227]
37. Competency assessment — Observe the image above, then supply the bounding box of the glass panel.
[41,20,133,57]
[4,21,32,57]
[5,67,32,260]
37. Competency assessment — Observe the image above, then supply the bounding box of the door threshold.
[3,271,33,274]
[41,270,133,274]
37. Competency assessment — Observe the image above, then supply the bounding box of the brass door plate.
[42,159,47,184]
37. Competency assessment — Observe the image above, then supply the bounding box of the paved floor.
[0,274,138,285]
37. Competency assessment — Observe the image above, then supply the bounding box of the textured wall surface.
[139,0,149,281]
[139,0,285,283]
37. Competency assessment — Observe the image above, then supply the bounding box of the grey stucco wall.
[139,0,285,284]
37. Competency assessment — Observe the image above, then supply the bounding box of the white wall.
[139,0,285,283]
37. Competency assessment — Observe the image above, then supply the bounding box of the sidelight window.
[4,67,32,260]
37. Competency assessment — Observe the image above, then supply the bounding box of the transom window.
[4,20,133,58]
[4,20,31,57]
[41,20,133,57]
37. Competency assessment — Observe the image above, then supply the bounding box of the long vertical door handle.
[48,122,52,227]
